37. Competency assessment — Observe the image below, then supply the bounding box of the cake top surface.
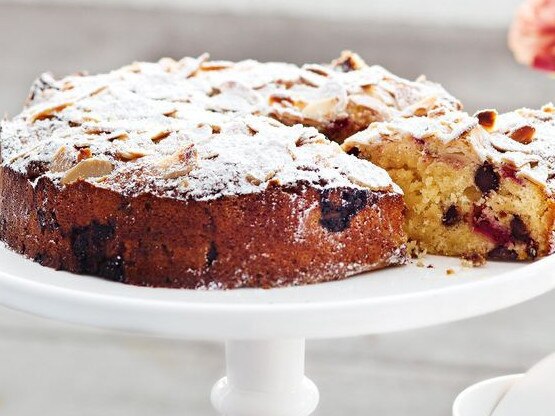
[343,105,555,194]
[2,51,461,200]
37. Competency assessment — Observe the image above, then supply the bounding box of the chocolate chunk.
[320,188,369,232]
[206,242,218,267]
[33,253,47,265]
[99,256,125,283]
[71,221,123,281]
[442,205,461,227]
[487,246,518,261]
[474,162,500,194]
[346,147,360,157]
[510,216,530,242]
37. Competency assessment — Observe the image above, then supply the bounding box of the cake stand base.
[211,339,319,416]
[1,246,555,415]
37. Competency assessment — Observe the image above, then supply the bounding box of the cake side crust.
[0,166,407,289]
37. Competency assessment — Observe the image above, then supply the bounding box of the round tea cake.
[0,53,412,289]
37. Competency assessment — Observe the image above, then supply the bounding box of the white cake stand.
[0,244,554,416]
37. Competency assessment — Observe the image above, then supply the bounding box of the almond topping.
[117,148,149,161]
[164,109,178,118]
[77,147,92,162]
[332,51,366,72]
[245,173,262,186]
[30,103,72,123]
[50,146,76,173]
[475,109,497,132]
[61,158,113,185]
[510,125,536,144]
[158,145,198,179]
[90,85,108,97]
[151,131,171,143]
[269,95,294,107]
[301,97,340,121]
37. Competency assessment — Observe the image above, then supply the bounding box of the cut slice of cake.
[343,105,555,261]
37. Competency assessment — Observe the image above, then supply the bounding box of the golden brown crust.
[0,166,407,289]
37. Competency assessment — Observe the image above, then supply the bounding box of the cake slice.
[343,105,555,261]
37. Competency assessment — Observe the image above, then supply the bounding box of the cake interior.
[345,134,555,261]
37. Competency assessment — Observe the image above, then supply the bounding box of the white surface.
[0,0,522,28]
[0,244,554,340]
[211,340,319,416]
[453,375,522,416]
[491,353,555,416]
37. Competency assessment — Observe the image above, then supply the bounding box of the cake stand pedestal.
[211,339,318,416]
[0,245,554,416]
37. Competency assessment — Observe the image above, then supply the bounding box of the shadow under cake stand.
[0,244,554,416]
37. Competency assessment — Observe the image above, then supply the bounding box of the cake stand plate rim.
[0,244,553,340]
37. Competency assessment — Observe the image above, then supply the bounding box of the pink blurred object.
[509,0,555,71]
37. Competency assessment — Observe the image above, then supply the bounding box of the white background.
[0,0,523,27]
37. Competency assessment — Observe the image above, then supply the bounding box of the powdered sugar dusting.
[344,105,555,195]
[0,51,456,200]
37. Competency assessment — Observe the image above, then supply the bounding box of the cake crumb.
[407,240,427,259]
[460,253,486,268]
[446,268,456,275]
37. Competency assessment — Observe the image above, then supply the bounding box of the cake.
[0,53,410,289]
[343,105,555,261]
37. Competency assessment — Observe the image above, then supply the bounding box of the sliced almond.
[475,109,497,132]
[510,125,536,144]
[116,148,149,161]
[30,103,72,123]
[295,131,327,147]
[61,158,113,185]
[332,51,366,72]
[158,145,197,179]
[163,109,178,118]
[245,173,262,186]
[269,94,295,107]
[77,147,92,162]
[151,130,171,143]
[50,146,76,173]
[200,61,233,71]
[405,95,438,117]
[302,64,333,77]
[90,85,108,97]
[301,97,340,121]
[300,70,327,88]
[61,81,74,91]
[124,62,142,73]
